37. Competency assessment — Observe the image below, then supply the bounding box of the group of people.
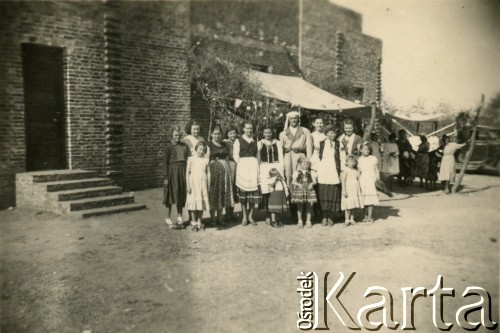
[164,111,468,231]
[163,112,386,231]
[369,130,467,192]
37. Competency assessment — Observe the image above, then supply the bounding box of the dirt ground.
[1,174,499,333]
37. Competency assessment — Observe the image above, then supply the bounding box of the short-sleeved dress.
[341,167,364,210]
[438,143,466,182]
[358,155,380,206]
[186,155,210,211]
[291,170,318,204]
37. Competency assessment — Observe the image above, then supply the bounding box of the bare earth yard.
[1,174,499,333]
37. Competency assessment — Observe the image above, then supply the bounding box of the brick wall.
[0,1,190,208]
[109,1,190,191]
[302,0,382,104]
[0,1,108,209]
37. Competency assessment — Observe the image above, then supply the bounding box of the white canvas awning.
[248,70,374,115]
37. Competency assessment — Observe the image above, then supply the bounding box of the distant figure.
[438,135,466,193]
[414,135,430,188]
[396,130,413,186]
[381,133,400,189]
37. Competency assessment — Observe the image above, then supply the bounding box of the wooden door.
[22,44,66,171]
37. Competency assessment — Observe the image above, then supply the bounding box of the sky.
[330,0,500,112]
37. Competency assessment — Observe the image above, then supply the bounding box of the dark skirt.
[267,190,289,213]
[318,184,341,212]
[237,188,261,208]
[209,159,234,210]
[427,153,439,181]
[163,162,187,206]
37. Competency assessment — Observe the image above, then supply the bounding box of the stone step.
[66,194,134,212]
[76,203,147,219]
[30,170,100,183]
[52,186,123,201]
[45,178,114,192]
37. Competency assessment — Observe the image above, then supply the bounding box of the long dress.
[438,143,466,182]
[163,141,189,207]
[427,150,439,182]
[223,139,238,202]
[310,131,326,171]
[396,138,413,179]
[186,155,210,211]
[358,155,380,206]
[370,141,383,170]
[414,142,430,179]
[233,136,261,206]
[258,139,284,195]
[341,167,364,210]
[207,142,234,210]
[317,139,341,212]
[381,142,400,175]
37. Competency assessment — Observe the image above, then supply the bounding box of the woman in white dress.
[438,135,467,193]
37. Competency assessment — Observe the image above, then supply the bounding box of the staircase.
[16,170,146,218]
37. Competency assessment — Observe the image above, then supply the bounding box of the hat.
[284,111,300,130]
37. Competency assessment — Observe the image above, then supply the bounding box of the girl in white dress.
[186,141,210,231]
[358,143,380,223]
[341,155,363,226]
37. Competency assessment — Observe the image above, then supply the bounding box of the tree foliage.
[188,44,284,138]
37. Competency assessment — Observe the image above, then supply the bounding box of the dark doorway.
[22,44,66,171]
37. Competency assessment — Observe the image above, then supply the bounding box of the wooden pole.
[363,102,377,142]
[451,94,485,193]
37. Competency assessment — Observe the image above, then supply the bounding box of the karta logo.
[296,272,498,331]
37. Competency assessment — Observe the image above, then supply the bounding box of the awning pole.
[426,123,455,137]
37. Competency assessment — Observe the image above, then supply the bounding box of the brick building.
[0,0,381,209]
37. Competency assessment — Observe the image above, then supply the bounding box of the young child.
[340,155,363,226]
[358,144,380,223]
[291,156,318,228]
[266,168,289,228]
[186,141,210,231]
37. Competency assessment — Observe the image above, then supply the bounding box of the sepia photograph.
[0,0,499,332]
